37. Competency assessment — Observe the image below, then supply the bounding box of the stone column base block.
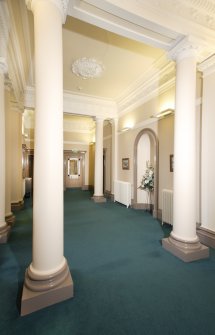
[91,195,107,203]
[0,224,11,243]
[11,200,24,211]
[197,227,215,249]
[162,236,209,262]
[5,213,15,225]
[21,262,74,316]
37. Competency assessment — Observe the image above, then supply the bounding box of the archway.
[133,128,159,218]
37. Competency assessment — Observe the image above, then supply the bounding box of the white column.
[162,38,209,262]
[93,117,106,202]
[5,81,15,224]
[21,0,73,316]
[0,58,10,243]
[111,117,118,195]
[10,106,24,210]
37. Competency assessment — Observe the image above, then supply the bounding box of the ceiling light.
[72,57,104,79]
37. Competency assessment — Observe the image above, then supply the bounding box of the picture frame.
[170,154,174,172]
[122,158,129,170]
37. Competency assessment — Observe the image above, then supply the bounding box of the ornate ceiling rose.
[72,57,104,79]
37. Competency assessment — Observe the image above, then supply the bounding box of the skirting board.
[197,227,215,249]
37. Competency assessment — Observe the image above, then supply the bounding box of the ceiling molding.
[68,0,181,50]
[63,91,117,118]
[0,1,10,58]
[198,54,215,77]
[116,56,175,117]
[24,86,118,119]
[20,1,34,87]
[4,0,27,105]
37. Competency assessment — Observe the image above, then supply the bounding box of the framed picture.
[122,158,129,170]
[170,154,174,172]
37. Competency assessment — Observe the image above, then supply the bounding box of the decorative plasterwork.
[0,0,10,58]
[68,0,181,50]
[72,58,104,79]
[143,0,215,30]
[24,86,117,119]
[26,0,69,23]
[63,91,117,119]
[116,55,175,116]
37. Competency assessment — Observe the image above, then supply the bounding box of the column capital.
[94,116,105,123]
[168,36,203,63]
[26,0,69,23]
[0,57,8,75]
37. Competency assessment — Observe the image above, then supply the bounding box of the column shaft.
[173,53,197,241]
[0,63,10,242]
[111,118,118,195]
[21,0,73,316]
[92,117,106,202]
[5,85,15,224]
[162,41,209,262]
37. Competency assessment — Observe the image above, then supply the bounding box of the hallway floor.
[1,189,215,335]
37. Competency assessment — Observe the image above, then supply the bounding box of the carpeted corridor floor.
[1,188,215,335]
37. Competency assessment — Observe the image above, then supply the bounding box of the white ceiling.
[5,0,215,131]
[63,16,164,100]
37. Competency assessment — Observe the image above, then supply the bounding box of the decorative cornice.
[26,0,69,23]
[63,91,117,119]
[116,55,175,117]
[147,0,215,31]
[24,86,118,119]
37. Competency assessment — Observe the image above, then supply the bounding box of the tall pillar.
[111,117,118,195]
[0,58,10,243]
[162,38,209,262]
[21,0,73,316]
[10,105,24,211]
[92,117,106,202]
[5,81,15,224]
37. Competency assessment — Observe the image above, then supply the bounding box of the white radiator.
[114,180,131,208]
[162,189,173,225]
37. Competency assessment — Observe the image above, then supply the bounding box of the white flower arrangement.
[138,161,154,192]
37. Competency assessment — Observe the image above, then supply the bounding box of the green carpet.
[1,189,215,335]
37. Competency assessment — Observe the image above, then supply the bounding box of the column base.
[162,235,209,262]
[5,213,15,226]
[91,195,107,203]
[0,224,11,243]
[21,260,74,316]
[11,200,24,211]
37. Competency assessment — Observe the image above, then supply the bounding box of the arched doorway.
[133,128,159,218]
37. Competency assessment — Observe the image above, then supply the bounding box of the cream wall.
[118,122,158,199]
[157,115,174,209]
[118,88,174,202]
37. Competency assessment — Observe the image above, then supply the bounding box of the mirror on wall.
[68,158,80,179]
